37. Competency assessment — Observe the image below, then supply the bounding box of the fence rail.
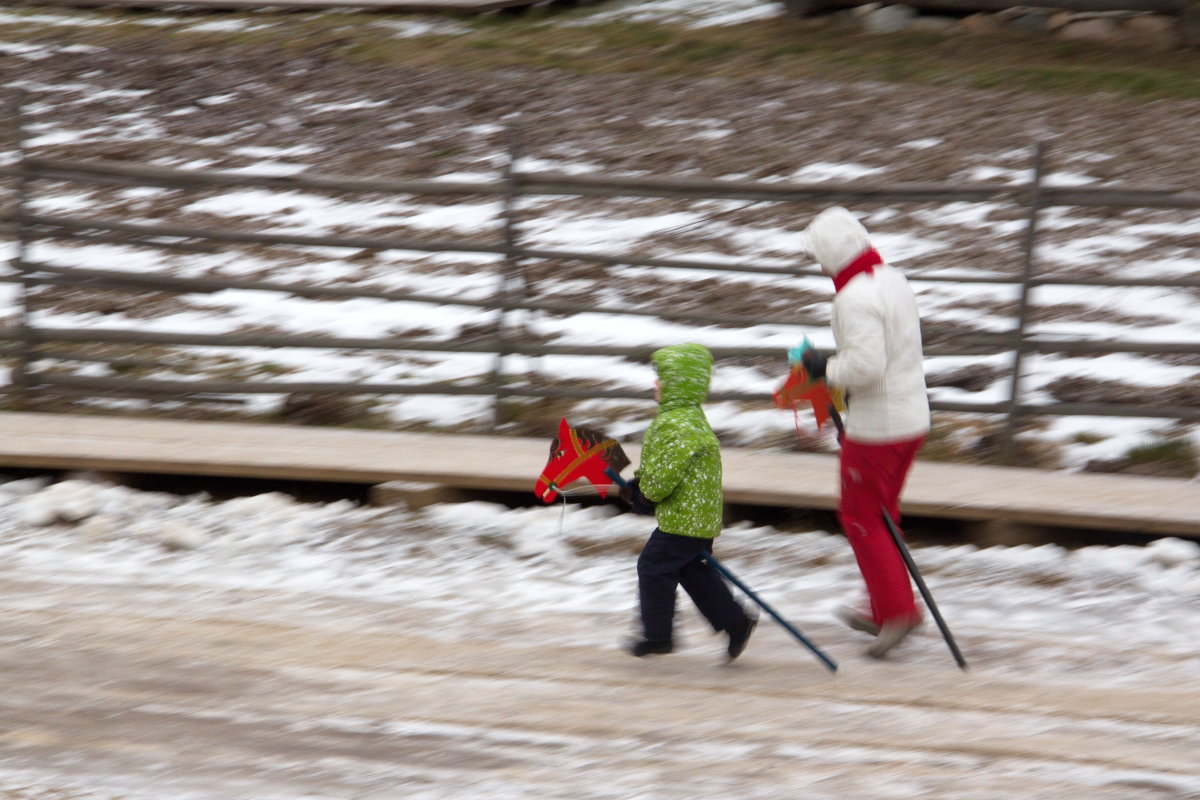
[22,156,1200,209]
[5,120,1199,460]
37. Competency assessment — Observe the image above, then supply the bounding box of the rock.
[1181,1,1200,47]
[908,15,959,33]
[1047,11,1074,31]
[1006,11,1053,34]
[861,3,919,34]
[1124,13,1175,35]
[1049,12,1183,50]
[1056,17,1120,44]
[849,2,882,18]
[1120,14,1183,51]
[959,13,1003,35]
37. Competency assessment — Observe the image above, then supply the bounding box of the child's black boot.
[626,638,674,657]
[726,611,758,662]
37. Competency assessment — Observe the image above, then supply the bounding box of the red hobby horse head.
[535,418,631,503]
[773,364,836,430]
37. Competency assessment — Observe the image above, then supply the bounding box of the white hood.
[803,206,872,277]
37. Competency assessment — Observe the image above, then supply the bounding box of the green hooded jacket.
[635,343,723,538]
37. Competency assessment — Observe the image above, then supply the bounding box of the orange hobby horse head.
[535,418,631,503]
[773,364,837,430]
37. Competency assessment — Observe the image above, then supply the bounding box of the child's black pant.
[637,528,746,642]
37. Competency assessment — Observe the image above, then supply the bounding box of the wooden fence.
[3,109,1199,462]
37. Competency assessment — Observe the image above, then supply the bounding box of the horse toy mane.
[535,418,630,503]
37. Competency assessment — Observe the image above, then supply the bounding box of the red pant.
[838,435,925,627]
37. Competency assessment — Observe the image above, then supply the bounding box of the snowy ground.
[0,474,1197,799]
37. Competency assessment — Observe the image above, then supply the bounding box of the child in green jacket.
[624,343,757,660]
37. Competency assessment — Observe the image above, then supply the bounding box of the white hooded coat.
[803,207,931,443]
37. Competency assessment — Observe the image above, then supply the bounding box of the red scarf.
[833,248,882,293]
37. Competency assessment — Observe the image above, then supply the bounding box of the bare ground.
[7,25,1200,276]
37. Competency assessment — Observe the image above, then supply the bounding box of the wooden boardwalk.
[0,412,1195,537]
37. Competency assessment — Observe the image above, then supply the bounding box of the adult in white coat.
[800,206,930,658]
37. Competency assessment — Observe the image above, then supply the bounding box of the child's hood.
[803,206,872,277]
[652,343,712,409]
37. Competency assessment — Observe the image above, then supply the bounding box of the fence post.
[489,120,525,430]
[1000,141,1048,465]
[8,90,33,408]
